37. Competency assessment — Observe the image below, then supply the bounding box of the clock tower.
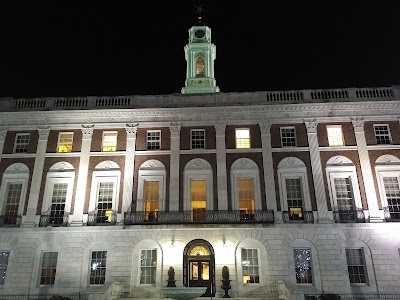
[181,17,220,94]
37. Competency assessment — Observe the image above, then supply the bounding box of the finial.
[194,0,205,16]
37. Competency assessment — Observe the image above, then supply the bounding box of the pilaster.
[169,123,181,211]
[0,129,7,164]
[215,123,228,210]
[23,127,50,227]
[122,124,138,215]
[304,119,331,223]
[351,117,382,221]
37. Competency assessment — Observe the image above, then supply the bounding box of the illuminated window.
[96,182,114,224]
[102,132,117,152]
[90,251,107,285]
[285,178,304,220]
[140,249,157,284]
[0,251,10,285]
[346,248,367,284]
[235,128,250,149]
[280,127,297,147]
[191,179,206,221]
[144,181,159,221]
[40,252,58,285]
[57,132,73,152]
[238,178,255,220]
[147,130,161,150]
[196,57,205,76]
[327,125,344,146]
[294,248,312,284]
[191,129,205,149]
[374,124,391,145]
[241,248,259,284]
[14,133,30,153]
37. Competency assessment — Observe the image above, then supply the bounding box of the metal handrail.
[0,215,22,227]
[87,209,117,226]
[383,206,400,222]
[282,210,314,223]
[333,207,365,223]
[39,207,70,227]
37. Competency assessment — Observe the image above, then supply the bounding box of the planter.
[161,287,207,300]
[221,279,231,298]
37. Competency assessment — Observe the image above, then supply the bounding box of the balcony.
[39,211,70,227]
[0,215,22,227]
[123,209,274,225]
[333,208,365,223]
[282,210,314,223]
[383,206,400,222]
[87,210,117,226]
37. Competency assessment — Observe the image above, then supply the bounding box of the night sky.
[1,2,400,98]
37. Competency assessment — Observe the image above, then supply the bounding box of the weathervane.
[194,0,205,16]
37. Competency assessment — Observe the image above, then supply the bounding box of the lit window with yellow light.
[196,57,205,76]
[57,132,73,153]
[102,131,117,152]
[191,179,206,221]
[235,129,250,149]
[238,178,255,219]
[144,181,159,221]
[327,125,344,146]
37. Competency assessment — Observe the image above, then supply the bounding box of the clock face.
[195,30,205,38]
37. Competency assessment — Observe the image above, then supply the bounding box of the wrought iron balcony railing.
[0,215,22,227]
[333,208,365,223]
[87,210,117,226]
[39,211,70,227]
[124,210,274,225]
[282,211,314,223]
[383,206,400,222]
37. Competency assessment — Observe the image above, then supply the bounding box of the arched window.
[196,57,205,76]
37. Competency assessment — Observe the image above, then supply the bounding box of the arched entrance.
[183,239,215,297]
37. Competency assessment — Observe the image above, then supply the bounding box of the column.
[0,129,7,164]
[259,123,278,218]
[215,124,228,210]
[71,124,94,226]
[122,124,138,214]
[23,127,50,227]
[351,117,382,221]
[304,119,331,223]
[169,123,181,211]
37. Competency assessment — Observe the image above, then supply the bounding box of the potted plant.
[167,266,176,287]
[221,266,231,298]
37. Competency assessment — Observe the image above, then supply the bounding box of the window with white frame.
[147,130,161,150]
[140,249,157,284]
[57,132,74,152]
[374,124,391,145]
[241,248,259,283]
[327,125,344,146]
[294,248,312,284]
[382,176,400,219]
[191,179,207,221]
[102,131,117,152]
[280,127,297,147]
[14,133,30,153]
[238,178,255,220]
[235,128,250,149]
[40,252,58,285]
[278,157,312,222]
[0,164,30,225]
[90,250,107,285]
[0,251,10,285]
[346,248,367,284]
[191,129,205,149]
[144,181,159,221]
[89,161,121,224]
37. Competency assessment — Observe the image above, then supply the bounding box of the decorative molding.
[0,129,7,141]
[304,118,318,133]
[184,158,212,170]
[231,158,258,170]
[49,161,75,171]
[375,154,400,164]
[169,122,182,134]
[351,117,365,132]
[81,124,94,136]
[214,123,226,135]
[38,127,50,140]
[139,159,166,170]
[326,155,354,165]
[125,123,139,135]
[4,163,30,173]
[94,160,120,170]
[259,122,271,134]
[277,157,306,169]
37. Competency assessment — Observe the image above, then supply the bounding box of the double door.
[188,258,213,297]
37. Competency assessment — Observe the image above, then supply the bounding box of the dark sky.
[1,2,400,98]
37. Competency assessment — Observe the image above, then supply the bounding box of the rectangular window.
[4,183,22,225]
[191,129,205,149]
[40,252,58,285]
[294,248,312,284]
[334,177,354,211]
[96,182,114,224]
[102,132,117,152]
[49,183,67,225]
[238,178,255,220]
[285,178,303,220]
[191,179,206,221]
[346,248,367,284]
[383,177,400,220]
[90,251,107,285]
[14,133,30,153]
[57,132,74,152]
[0,251,10,285]
[144,181,159,221]
[140,249,157,284]
[280,127,297,147]
[235,128,250,149]
[147,130,161,150]
[327,125,344,146]
[241,248,259,284]
[374,124,391,145]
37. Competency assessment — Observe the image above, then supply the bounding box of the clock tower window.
[196,57,205,77]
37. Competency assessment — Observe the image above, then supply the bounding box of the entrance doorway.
[183,239,215,297]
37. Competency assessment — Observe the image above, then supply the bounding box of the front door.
[188,258,211,294]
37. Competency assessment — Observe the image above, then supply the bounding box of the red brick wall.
[136,128,171,151]
[225,125,261,149]
[180,126,216,150]
[271,124,308,148]
[3,130,38,154]
[365,121,400,145]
